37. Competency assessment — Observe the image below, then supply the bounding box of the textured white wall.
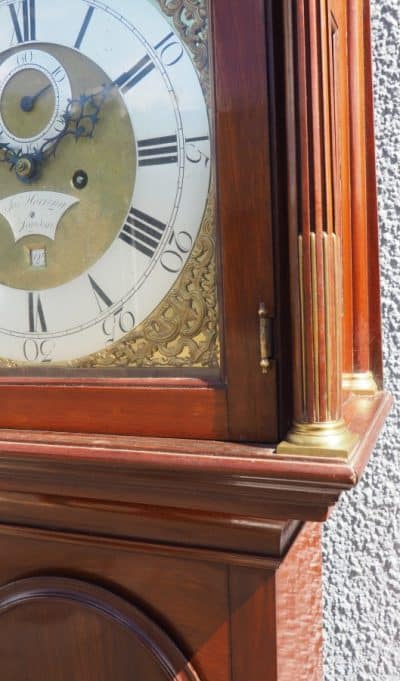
[322,1,400,679]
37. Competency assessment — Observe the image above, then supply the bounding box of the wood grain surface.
[0,3,387,681]
[0,0,280,443]
[0,577,200,681]
[276,523,324,680]
[0,391,391,527]
[0,522,324,681]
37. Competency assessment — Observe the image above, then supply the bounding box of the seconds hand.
[20,83,52,112]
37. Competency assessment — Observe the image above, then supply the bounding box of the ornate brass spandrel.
[157,0,209,70]
[73,192,219,369]
[0,357,18,368]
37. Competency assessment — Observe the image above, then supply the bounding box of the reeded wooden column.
[278,0,357,458]
[342,0,379,394]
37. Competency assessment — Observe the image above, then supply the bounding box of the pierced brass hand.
[0,82,114,183]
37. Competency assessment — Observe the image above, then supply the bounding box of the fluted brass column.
[278,0,358,459]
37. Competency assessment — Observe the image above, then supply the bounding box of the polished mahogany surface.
[0,523,322,681]
[0,0,385,447]
[0,2,387,681]
[0,577,200,681]
[0,0,278,443]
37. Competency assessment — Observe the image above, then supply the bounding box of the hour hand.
[35,89,107,163]
[57,82,114,142]
[0,83,114,183]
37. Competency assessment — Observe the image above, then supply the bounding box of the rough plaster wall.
[322,1,400,679]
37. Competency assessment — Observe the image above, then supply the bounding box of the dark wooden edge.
[0,383,229,439]
[0,391,392,524]
[212,0,278,441]
[0,491,300,559]
[0,523,283,571]
[265,0,294,440]
[363,0,384,385]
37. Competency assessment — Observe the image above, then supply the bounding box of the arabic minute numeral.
[54,115,66,133]
[23,339,55,363]
[17,50,33,66]
[160,230,193,273]
[52,65,66,83]
[155,31,184,67]
[185,136,210,166]
[102,308,135,344]
[115,31,184,94]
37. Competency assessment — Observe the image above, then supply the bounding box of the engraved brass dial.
[0,44,135,291]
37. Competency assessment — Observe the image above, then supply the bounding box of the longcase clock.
[0,1,391,680]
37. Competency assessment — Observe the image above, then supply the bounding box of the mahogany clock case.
[0,0,288,442]
[0,0,386,448]
[0,3,391,681]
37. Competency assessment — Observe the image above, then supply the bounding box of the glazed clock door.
[0,0,277,442]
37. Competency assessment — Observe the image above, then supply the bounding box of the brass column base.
[342,372,378,395]
[277,419,359,460]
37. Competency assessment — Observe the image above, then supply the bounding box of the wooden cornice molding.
[0,392,391,527]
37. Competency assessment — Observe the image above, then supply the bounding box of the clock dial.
[0,0,212,365]
[0,48,72,151]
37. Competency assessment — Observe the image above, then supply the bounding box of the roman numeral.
[138,135,178,166]
[9,0,36,43]
[88,275,113,312]
[74,6,95,50]
[185,136,209,143]
[119,208,166,258]
[28,292,47,332]
[114,31,178,94]
[114,54,155,94]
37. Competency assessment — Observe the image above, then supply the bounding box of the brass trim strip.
[310,233,319,421]
[298,235,307,413]
[323,232,331,417]
[333,233,342,410]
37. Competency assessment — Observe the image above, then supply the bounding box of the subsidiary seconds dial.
[0,0,211,365]
[0,48,71,155]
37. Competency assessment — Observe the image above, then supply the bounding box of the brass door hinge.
[258,303,273,374]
